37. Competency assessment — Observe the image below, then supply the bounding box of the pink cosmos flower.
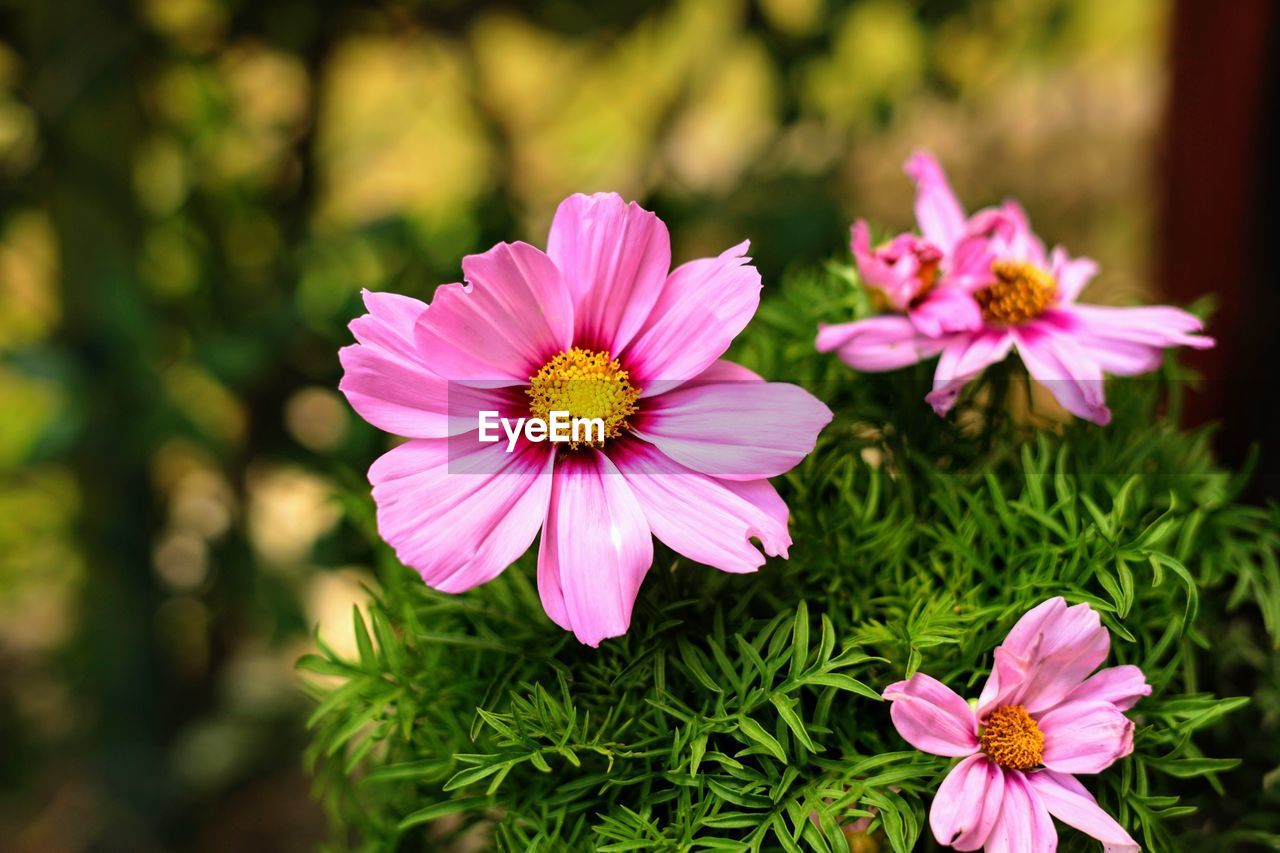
[339,192,832,646]
[846,154,991,340]
[818,153,1214,425]
[883,597,1150,852]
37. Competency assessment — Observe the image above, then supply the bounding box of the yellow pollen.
[980,705,1044,770]
[975,260,1058,325]
[910,258,941,306]
[526,348,641,449]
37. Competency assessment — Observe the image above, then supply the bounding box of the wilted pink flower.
[845,153,993,340]
[340,192,831,646]
[818,153,1214,424]
[883,597,1149,851]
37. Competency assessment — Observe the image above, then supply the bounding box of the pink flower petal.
[1070,336,1164,377]
[340,290,453,437]
[1026,770,1140,853]
[850,221,939,310]
[1064,303,1215,352]
[1012,322,1112,425]
[623,240,761,389]
[983,597,1112,717]
[992,200,1048,269]
[1060,665,1152,712]
[546,192,671,354]
[946,229,1001,292]
[977,646,1036,720]
[1049,247,1099,304]
[904,151,968,253]
[368,437,554,593]
[632,380,832,480]
[926,330,1015,416]
[909,285,984,337]
[414,241,574,386]
[930,754,1005,851]
[1038,701,1135,775]
[692,359,763,383]
[882,673,979,757]
[816,316,950,372]
[536,450,654,647]
[984,770,1058,853]
[611,438,791,574]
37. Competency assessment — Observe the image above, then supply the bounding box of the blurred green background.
[0,0,1218,848]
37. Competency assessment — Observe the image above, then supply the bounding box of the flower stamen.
[979,705,1044,770]
[976,260,1057,325]
[909,257,941,307]
[527,348,641,449]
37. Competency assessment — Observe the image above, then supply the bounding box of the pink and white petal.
[1027,771,1139,853]
[909,285,984,336]
[546,192,672,353]
[1038,701,1135,775]
[691,359,764,383]
[349,290,430,361]
[930,754,1005,851]
[984,770,1058,853]
[1000,597,1067,657]
[994,200,1048,269]
[946,229,1001,292]
[904,151,967,253]
[632,380,832,480]
[536,450,654,647]
[816,316,950,372]
[1006,599,1112,714]
[612,438,790,574]
[1064,304,1215,351]
[369,437,554,593]
[1049,247,1099,304]
[413,241,574,385]
[342,290,452,437]
[720,477,792,557]
[926,330,1015,416]
[882,673,979,757]
[850,220,897,296]
[977,646,1036,720]
[340,343,524,438]
[1060,665,1152,712]
[1012,322,1112,425]
[623,240,761,389]
[641,358,764,399]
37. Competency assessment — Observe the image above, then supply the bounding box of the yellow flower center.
[910,258,940,307]
[980,705,1044,770]
[526,348,641,448]
[975,260,1058,325]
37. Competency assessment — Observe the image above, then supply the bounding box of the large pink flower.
[818,153,1214,425]
[339,192,832,646]
[883,597,1150,852]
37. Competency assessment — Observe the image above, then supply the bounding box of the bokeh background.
[1,0,1275,849]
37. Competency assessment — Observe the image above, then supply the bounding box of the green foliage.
[302,268,1280,851]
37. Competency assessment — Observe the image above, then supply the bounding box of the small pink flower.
[883,597,1150,852]
[340,192,831,646]
[845,152,997,340]
[819,153,1214,425]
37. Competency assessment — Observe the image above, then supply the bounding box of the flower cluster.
[817,152,1214,424]
[335,183,1197,851]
